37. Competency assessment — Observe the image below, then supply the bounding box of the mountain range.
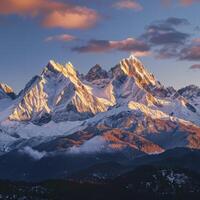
[0,55,200,181]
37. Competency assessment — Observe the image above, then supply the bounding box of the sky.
[0,0,200,92]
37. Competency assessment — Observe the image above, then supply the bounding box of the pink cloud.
[0,0,99,29]
[45,34,76,42]
[180,0,198,5]
[133,51,151,57]
[73,38,150,57]
[114,0,143,11]
[190,64,200,70]
[0,0,55,15]
[192,38,200,43]
[162,0,200,6]
[42,7,99,29]
[180,43,200,61]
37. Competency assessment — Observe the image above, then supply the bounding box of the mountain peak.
[42,60,77,80]
[178,85,200,100]
[0,83,14,94]
[116,55,158,88]
[65,62,77,77]
[85,64,109,81]
[44,60,64,74]
[2,57,200,166]
[128,53,141,62]
[0,83,16,99]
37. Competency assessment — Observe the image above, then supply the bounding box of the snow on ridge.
[0,56,200,156]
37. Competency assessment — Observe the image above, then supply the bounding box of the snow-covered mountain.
[178,85,200,110]
[0,55,200,162]
[8,60,113,124]
[0,83,16,113]
[0,83,15,100]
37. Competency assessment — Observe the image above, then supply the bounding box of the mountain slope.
[178,85,200,110]
[8,61,114,124]
[3,55,200,126]
[0,83,15,113]
[0,83,15,100]
[0,55,200,179]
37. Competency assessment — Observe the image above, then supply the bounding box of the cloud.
[155,45,180,59]
[190,64,200,70]
[42,7,99,29]
[180,44,200,60]
[153,36,200,61]
[133,51,151,57]
[180,0,200,6]
[194,26,200,32]
[145,29,189,46]
[165,17,190,26]
[142,17,190,46]
[0,0,67,16]
[177,38,200,60]
[192,38,200,43]
[114,0,143,11]
[0,0,99,29]
[162,0,200,6]
[72,38,150,56]
[155,37,200,61]
[68,136,107,154]
[19,146,46,160]
[141,17,190,59]
[0,0,45,15]
[45,34,76,42]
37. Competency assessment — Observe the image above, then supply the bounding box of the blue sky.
[0,0,200,92]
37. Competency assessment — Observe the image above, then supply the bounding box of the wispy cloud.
[162,0,200,6]
[180,44,200,60]
[72,37,150,56]
[190,64,200,70]
[0,0,99,29]
[45,34,76,42]
[142,17,190,46]
[177,38,200,61]
[19,146,46,160]
[68,136,107,154]
[114,0,143,11]
[180,0,200,6]
[153,35,200,61]
[141,17,190,59]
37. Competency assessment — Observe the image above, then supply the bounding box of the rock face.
[178,85,200,99]
[0,54,200,166]
[0,83,16,113]
[85,64,109,82]
[8,61,112,124]
[178,85,200,110]
[0,83,15,100]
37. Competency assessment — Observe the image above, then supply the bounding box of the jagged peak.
[91,64,102,70]
[44,60,64,74]
[127,53,141,63]
[85,64,109,81]
[178,84,200,98]
[65,62,77,77]
[41,60,78,80]
[118,54,158,87]
[120,55,147,75]
[0,83,14,94]
[17,75,41,98]
[87,64,104,74]
[0,83,16,99]
[179,85,200,91]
